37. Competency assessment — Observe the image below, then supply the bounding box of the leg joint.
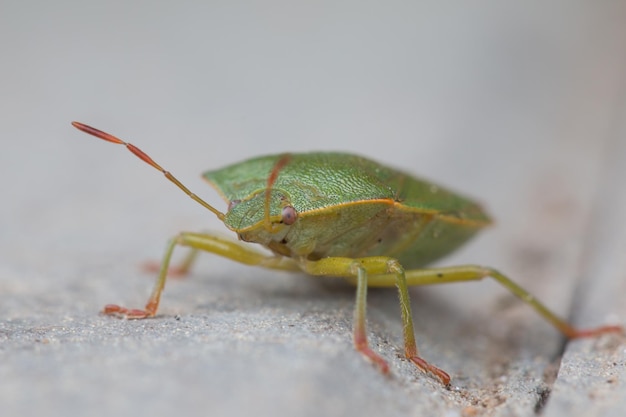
[386,258,403,275]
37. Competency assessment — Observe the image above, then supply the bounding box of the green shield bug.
[72,121,623,385]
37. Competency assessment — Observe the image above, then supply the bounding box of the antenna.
[71,122,225,221]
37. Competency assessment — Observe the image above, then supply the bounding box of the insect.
[72,121,623,385]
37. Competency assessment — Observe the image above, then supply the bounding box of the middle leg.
[301,256,451,385]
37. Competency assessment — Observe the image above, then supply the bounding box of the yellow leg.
[354,265,623,339]
[105,240,622,384]
[301,256,451,385]
[103,232,298,319]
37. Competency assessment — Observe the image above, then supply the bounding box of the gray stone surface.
[1,2,625,417]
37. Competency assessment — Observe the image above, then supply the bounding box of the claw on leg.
[565,324,624,339]
[354,337,390,374]
[102,304,150,319]
[102,301,157,319]
[409,355,451,386]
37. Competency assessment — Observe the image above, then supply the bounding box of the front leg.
[103,232,298,319]
[300,256,451,385]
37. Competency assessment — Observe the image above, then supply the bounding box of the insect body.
[72,121,623,385]
[209,152,490,266]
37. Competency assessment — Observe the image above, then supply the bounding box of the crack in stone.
[533,338,566,414]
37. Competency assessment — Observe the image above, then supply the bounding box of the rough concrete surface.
[1,2,625,417]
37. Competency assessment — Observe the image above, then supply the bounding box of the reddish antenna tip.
[71,120,225,221]
[71,121,125,144]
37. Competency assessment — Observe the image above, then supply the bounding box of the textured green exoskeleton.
[211,153,489,266]
[72,122,623,385]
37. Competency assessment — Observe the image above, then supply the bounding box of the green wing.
[204,152,490,224]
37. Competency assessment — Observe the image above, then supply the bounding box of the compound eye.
[281,205,297,225]
[228,199,241,211]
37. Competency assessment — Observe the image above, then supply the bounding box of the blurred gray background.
[1,1,626,416]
